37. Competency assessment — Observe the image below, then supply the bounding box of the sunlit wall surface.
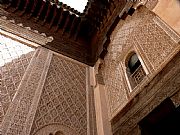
[59,0,88,13]
[0,35,34,67]
[0,34,35,122]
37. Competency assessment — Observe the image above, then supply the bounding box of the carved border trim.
[1,47,52,135]
[153,15,180,43]
[25,49,53,135]
[0,16,53,46]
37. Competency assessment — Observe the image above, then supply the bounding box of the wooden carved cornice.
[0,0,128,66]
[0,15,53,46]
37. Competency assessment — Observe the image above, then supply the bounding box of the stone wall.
[101,6,180,118]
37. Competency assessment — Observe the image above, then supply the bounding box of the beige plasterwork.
[1,47,52,135]
[101,6,180,119]
[30,54,87,135]
[0,35,35,132]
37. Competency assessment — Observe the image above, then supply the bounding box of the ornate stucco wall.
[1,47,52,135]
[0,35,35,131]
[101,6,180,119]
[0,46,93,135]
[0,1,179,135]
[0,51,34,124]
[30,54,87,135]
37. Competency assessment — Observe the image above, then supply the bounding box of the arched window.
[128,53,141,74]
[126,53,146,89]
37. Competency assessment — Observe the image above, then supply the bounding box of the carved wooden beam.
[43,1,52,25]
[49,4,58,28]
[55,7,63,32]
[62,13,70,34]
[19,0,30,16]
[30,0,38,17]
[35,0,46,22]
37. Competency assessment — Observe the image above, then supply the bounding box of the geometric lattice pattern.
[110,10,144,61]
[30,55,87,135]
[133,19,177,70]
[0,34,34,126]
[102,61,128,116]
[129,65,146,89]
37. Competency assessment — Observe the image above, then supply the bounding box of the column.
[90,67,112,135]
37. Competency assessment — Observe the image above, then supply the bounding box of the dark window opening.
[128,53,141,74]
[127,53,146,89]
[128,7,135,16]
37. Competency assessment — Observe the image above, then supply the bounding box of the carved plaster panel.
[102,7,153,117]
[134,19,179,70]
[1,47,52,135]
[102,6,180,118]
[30,54,87,135]
[109,13,141,61]
[0,34,35,128]
[102,59,128,117]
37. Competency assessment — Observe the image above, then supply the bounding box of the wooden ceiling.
[0,0,127,66]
